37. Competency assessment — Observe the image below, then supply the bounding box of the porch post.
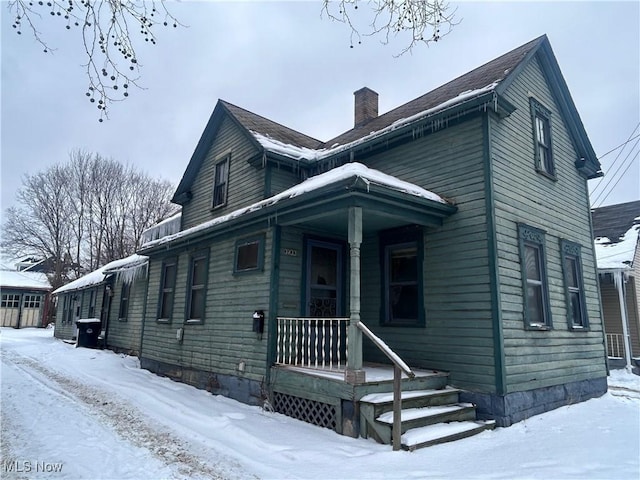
[346,206,366,384]
[614,270,633,371]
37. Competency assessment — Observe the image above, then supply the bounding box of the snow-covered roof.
[143,162,448,249]
[595,222,639,270]
[53,254,148,295]
[140,211,182,245]
[0,270,51,290]
[251,82,500,162]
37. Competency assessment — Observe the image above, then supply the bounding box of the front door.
[305,239,343,317]
[303,239,346,366]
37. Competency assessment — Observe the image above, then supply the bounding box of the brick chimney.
[354,87,378,127]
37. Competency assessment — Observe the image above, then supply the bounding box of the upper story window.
[212,154,230,209]
[380,226,424,327]
[186,250,209,323]
[530,98,555,178]
[157,257,177,322]
[560,240,589,330]
[518,224,552,330]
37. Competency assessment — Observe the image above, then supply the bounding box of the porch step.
[401,420,496,451]
[359,387,494,450]
[376,403,477,432]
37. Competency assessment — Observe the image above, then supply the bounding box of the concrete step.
[401,420,496,451]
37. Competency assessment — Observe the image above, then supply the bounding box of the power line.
[591,123,639,198]
[592,148,639,208]
[599,131,640,160]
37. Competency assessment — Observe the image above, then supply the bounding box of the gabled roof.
[592,200,640,270]
[326,36,543,147]
[0,270,51,291]
[143,162,454,251]
[173,35,601,203]
[53,254,149,295]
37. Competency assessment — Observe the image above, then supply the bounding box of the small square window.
[234,235,265,273]
[530,98,555,178]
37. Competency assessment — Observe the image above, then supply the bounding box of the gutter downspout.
[614,270,633,371]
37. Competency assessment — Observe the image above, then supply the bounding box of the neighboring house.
[53,254,148,355]
[133,33,607,446]
[0,268,52,328]
[592,200,640,370]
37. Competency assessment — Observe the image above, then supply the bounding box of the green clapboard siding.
[141,230,272,382]
[106,276,147,355]
[351,118,497,392]
[268,164,300,196]
[491,54,607,392]
[181,116,264,230]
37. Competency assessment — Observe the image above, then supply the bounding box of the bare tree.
[2,166,75,288]
[7,1,455,120]
[7,0,181,121]
[1,151,175,287]
[322,0,456,54]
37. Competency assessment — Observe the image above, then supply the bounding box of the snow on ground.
[1,327,638,480]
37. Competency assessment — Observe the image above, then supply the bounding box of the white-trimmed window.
[1,294,20,308]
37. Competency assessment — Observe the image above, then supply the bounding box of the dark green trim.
[138,267,150,358]
[483,113,506,395]
[264,163,272,198]
[141,176,457,255]
[156,256,178,323]
[559,239,590,331]
[517,223,553,330]
[184,248,210,324]
[266,225,281,385]
[233,234,266,274]
[496,35,601,178]
[378,225,425,328]
[529,97,556,179]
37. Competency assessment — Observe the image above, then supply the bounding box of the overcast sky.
[1,1,639,215]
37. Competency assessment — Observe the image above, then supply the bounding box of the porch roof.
[140,162,456,252]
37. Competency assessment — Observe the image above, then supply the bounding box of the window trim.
[87,288,96,318]
[185,249,209,324]
[157,257,178,323]
[518,223,552,330]
[234,234,265,274]
[118,282,130,321]
[560,240,589,331]
[529,97,555,179]
[379,226,424,327]
[212,153,231,209]
[1,293,20,309]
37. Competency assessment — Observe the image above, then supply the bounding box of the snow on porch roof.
[0,270,51,290]
[53,254,148,295]
[595,221,639,271]
[142,162,449,249]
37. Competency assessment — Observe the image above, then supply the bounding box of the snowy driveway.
[1,327,639,480]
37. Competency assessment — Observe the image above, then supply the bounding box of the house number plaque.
[283,248,297,257]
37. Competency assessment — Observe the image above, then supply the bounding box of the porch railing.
[606,333,625,358]
[276,317,349,370]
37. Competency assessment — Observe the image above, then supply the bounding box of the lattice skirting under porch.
[273,392,337,430]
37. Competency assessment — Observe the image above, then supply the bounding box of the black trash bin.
[76,319,101,348]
